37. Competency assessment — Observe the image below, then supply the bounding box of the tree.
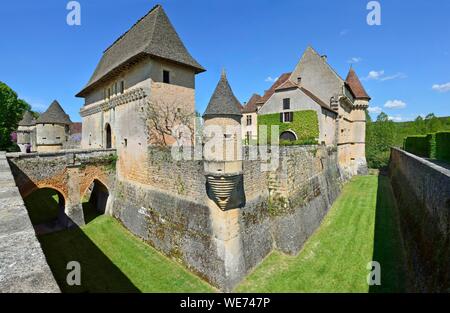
[142,98,195,147]
[376,112,389,122]
[365,109,372,123]
[0,81,31,150]
[425,113,436,120]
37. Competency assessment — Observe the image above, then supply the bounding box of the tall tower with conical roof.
[345,68,370,174]
[17,111,36,153]
[35,100,72,152]
[203,70,244,210]
[202,70,246,290]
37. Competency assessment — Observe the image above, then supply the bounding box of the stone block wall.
[389,147,450,292]
[111,145,343,291]
[0,152,59,292]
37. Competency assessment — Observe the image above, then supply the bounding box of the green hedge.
[435,132,450,162]
[404,131,450,162]
[403,135,429,157]
[258,110,319,146]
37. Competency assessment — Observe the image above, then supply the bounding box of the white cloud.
[380,73,407,81]
[23,96,47,112]
[365,70,385,80]
[339,29,349,36]
[384,100,407,109]
[363,70,406,81]
[368,106,382,114]
[432,82,450,93]
[388,116,403,122]
[265,76,278,83]
[347,57,362,64]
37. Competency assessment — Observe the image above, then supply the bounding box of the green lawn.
[236,175,406,292]
[26,175,405,293]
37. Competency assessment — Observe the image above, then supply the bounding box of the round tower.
[35,100,72,152]
[346,68,371,174]
[202,70,244,211]
[17,111,36,153]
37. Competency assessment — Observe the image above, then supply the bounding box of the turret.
[203,70,244,210]
[35,100,72,152]
[17,111,36,153]
[345,68,371,174]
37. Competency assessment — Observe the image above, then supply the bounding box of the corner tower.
[35,100,71,152]
[346,68,370,174]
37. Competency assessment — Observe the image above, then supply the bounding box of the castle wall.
[389,147,450,292]
[110,145,342,291]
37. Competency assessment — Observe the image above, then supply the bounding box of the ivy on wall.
[257,110,319,145]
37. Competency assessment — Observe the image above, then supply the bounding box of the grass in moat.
[235,175,407,293]
[25,174,405,293]
[24,190,214,293]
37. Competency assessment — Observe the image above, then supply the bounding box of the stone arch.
[23,186,67,228]
[280,130,297,142]
[105,123,112,149]
[83,178,110,216]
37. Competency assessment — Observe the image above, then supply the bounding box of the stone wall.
[111,145,343,291]
[0,152,59,292]
[389,147,450,292]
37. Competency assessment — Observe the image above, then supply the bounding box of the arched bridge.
[6,149,116,227]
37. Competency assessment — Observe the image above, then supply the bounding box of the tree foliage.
[0,81,31,150]
[366,112,450,168]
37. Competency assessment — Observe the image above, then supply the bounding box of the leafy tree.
[376,112,389,122]
[365,110,372,123]
[425,113,436,120]
[0,82,31,150]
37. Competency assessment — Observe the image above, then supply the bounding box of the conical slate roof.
[203,71,243,118]
[18,111,35,126]
[76,4,205,97]
[36,100,72,125]
[346,68,371,100]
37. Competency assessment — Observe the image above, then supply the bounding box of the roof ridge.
[103,4,161,53]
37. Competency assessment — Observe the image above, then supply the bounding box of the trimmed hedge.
[404,131,450,162]
[403,135,429,157]
[436,132,450,162]
[258,110,319,146]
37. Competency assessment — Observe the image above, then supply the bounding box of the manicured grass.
[236,175,406,292]
[38,216,214,292]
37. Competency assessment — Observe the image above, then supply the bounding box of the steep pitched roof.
[256,73,291,105]
[346,68,371,100]
[18,111,35,126]
[242,94,262,113]
[76,5,205,97]
[36,100,72,125]
[203,71,242,117]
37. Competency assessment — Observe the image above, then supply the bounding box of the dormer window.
[283,98,291,110]
[163,70,170,84]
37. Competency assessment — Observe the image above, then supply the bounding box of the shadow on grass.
[82,201,102,224]
[369,173,407,293]
[38,220,140,293]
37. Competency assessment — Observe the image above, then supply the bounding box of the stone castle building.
[16,100,76,153]
[76,4,204,182]
[8,4,371,292]
[242,47,371,175]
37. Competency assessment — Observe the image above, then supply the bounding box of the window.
[114,82,118,95]
[246,115,252,126]
[224,134,232,139]
[120,81,125,94]
[280,112,293,123]
[163,70,170,84]
[108,88,111,99]
[56,137,61,140]
[283,98,290,110]
[246,131,252,142]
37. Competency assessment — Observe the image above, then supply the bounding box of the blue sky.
[1,0,449,122]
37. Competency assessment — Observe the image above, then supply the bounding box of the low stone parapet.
[0,151,60,293]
